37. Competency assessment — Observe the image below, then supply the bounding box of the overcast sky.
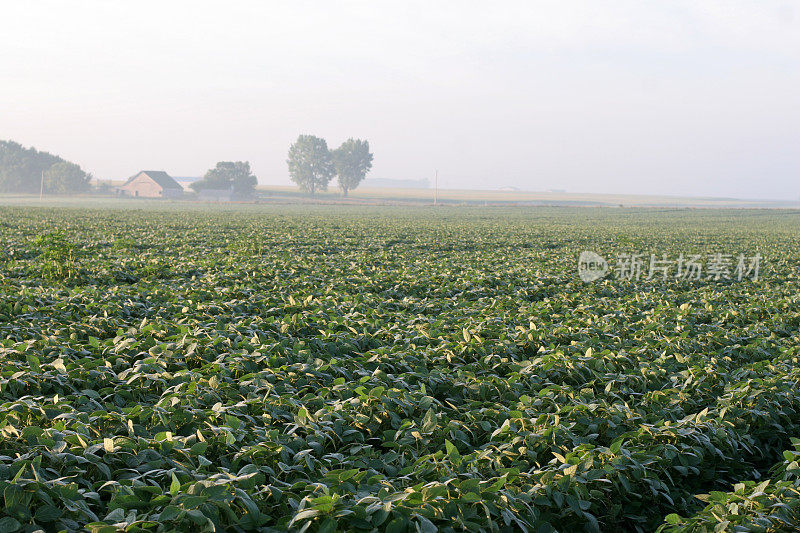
[2,1,798,198]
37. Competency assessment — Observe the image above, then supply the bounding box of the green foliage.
[0,205,799,531]
[659,438,800,532]
[333,138,373,196]
[0,140,91,194]
[32,231,81,281]
[191,161,257,198]
[44,161,91,194]
[287,134,334,195]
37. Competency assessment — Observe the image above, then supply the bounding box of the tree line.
[287,135,373,196]
[0,140,92,194]
[1,136,374,198]
[189,161,258,198]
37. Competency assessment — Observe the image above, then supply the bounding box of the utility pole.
[40,170,44,200]
[434,169,438,206]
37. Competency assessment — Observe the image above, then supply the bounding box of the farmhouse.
[119,171,183,198]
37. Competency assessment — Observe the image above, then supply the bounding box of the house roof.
[124,171,182,189]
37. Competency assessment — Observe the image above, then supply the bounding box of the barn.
[119,171,183,198]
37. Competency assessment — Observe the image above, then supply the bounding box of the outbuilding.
[119,171,183,198]
[197,187,234,202]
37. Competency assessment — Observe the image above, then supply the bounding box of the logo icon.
[578,251,608,282]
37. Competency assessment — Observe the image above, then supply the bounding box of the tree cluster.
[191,161,258,198]
[287,135,373,196]
[0,140,91,194]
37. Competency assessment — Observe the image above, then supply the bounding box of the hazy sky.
[2,1,798,199]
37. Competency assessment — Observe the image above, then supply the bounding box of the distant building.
[547,188,567,193]
[362,178,430,189]
[174,176,201,192]
[119,171,183,198]
[498,186,520,191]
[197,187,233,202]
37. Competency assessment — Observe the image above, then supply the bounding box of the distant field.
[256,185,800,208]
[80,182,800,208]
[2,204,800,531]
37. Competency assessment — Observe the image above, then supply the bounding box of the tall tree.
[191,161,257,197]
[44,161,91,194]
[287,135,334,195]
[0,140,72,193]
[332,139,373,196]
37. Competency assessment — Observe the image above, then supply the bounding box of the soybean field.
[1,204,800,532]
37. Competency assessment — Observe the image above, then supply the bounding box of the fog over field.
[1,1,798,199]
